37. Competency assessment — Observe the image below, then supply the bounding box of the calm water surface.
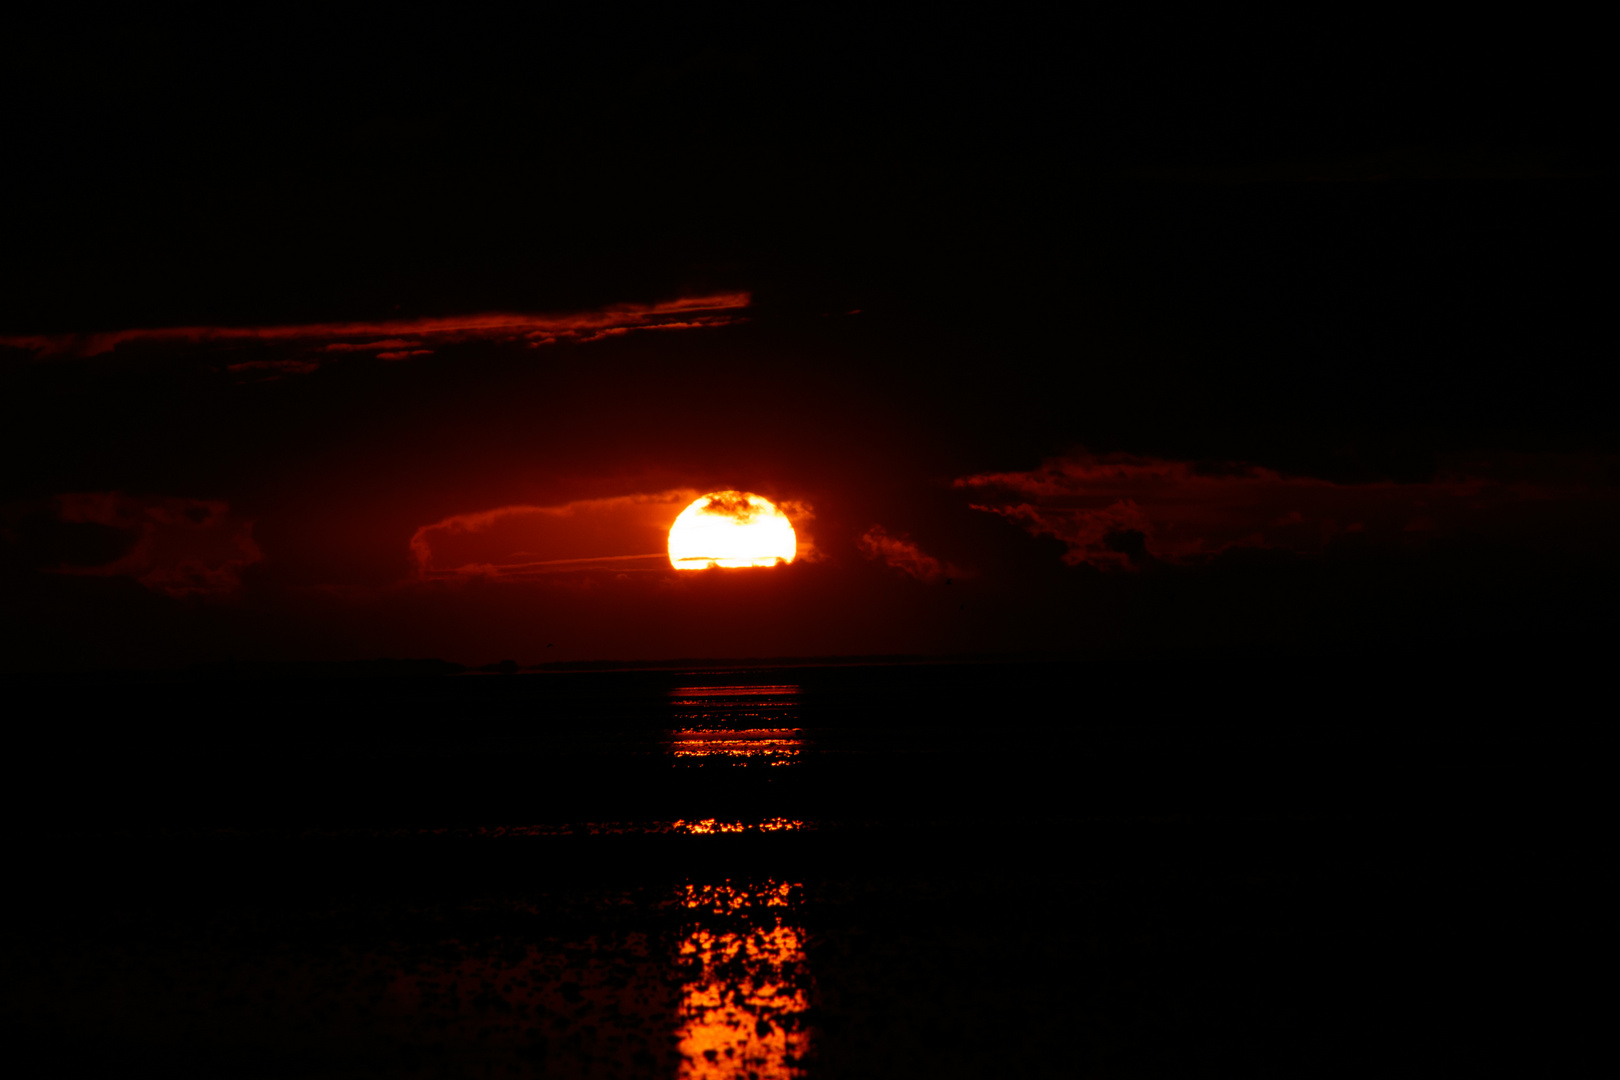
[2,663,1592,1076]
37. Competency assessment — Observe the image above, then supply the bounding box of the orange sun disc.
[668,492,796,570]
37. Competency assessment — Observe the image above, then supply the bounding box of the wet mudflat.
[0,659,1600,1076]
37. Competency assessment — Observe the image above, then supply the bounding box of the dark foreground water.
[0,658,1602,1076]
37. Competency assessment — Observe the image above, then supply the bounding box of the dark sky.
[2,11,1613,670]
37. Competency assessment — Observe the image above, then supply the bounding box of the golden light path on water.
[675,882,813,1079]
[666,684,805,766]
[668,492,797,570]
[667,687,813,1076]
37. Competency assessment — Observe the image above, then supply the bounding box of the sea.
[0,657,1599,1076]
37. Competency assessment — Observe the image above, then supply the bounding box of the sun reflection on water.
[672,818,803,835]
[667,684,805,766]
[667,730,804,762]
[674,881,813,1079]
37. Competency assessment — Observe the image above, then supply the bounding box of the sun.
[668,492,797,570]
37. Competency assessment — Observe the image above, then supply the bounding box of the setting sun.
[668,492,796,570]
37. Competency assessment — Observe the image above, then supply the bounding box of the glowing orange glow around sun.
[668,492,796,570]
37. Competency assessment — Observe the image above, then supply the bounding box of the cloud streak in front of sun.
[410,491,702,581]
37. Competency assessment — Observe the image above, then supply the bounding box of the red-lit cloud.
[320,339,423,353]
[857,526,961,582]
[957,451,1620,569]
[0,292,751,367]
[411,492,701,580]
[50,493,261,598]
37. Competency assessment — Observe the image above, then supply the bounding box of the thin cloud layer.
[411,492,701,580]
[0,292,751,365]
[48,492,261,598]
[958,451,1620,569]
